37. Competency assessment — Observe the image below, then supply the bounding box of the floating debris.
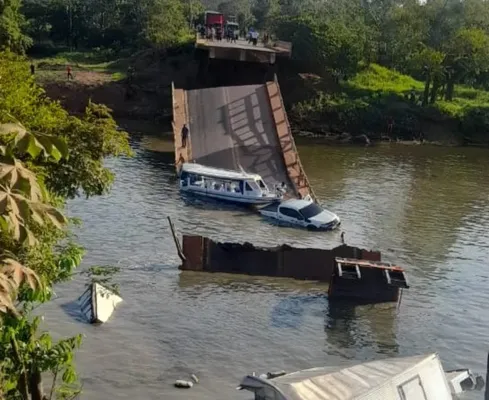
[77,283,123,324]
[177,234,409,304]
[174,380,193,389]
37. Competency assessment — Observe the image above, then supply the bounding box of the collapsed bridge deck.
[172,77,316,201]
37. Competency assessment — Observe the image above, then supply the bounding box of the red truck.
[205,11,224,29]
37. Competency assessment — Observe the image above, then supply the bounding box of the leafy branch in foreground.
[0,53,131,399]
[84,266,121,295]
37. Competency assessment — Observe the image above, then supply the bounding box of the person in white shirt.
[251,30,259,46]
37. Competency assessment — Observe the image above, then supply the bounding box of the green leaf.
[62,366,77,384]
[44,206,67,228]
[50,146,62,162]
[0,215,8,232]
[50,136,69,159]
[16,134,43,159]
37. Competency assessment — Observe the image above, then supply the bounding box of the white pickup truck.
[259,198,340,231]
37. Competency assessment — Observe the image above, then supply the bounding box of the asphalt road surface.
[186,84,292,189]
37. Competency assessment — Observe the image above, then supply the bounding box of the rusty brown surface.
[182,235,205,271]
[328,266,401,303]
[266,79,317,202]
[361,249,382,262]
[179,235,388,281]
[172,84,192,172]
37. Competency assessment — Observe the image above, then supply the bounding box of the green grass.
[291,62,489,145]
[347,63,424,95]
[33,49,131,82]
[345,63,489,117]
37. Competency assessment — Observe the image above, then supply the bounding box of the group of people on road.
[197,24,271,47]
[247,30,270,46]
[198,24,239,43]
[199,25,222,41]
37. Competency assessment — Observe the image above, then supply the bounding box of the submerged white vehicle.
[179,163,283,205]
[259,197,340,230]
[237,353,485,400]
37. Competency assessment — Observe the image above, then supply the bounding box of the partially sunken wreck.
[178,235,409,304]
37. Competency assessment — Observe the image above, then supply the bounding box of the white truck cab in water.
[259,197,340,231]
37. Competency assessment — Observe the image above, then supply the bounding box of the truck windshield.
[299,203,323,219]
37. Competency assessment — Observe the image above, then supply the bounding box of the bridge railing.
[271,74,318,203]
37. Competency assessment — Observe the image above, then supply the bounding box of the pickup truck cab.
[259,198,340,231]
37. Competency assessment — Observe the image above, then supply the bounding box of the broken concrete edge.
[265,76,318,203]
[77,282,123,324]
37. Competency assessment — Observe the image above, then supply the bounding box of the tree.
[275,15,366,76]
[142,0,192,48]
[252,0,280,29]
[444,27,489,100]
[0,0,33,52]
[218,0,254,29]
[0,51,131,399]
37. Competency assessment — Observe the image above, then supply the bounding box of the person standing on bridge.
[251,30,259,46]
[181,124,189,148]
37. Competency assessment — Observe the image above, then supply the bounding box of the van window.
[280,207,304,220]
[397,376,427,400]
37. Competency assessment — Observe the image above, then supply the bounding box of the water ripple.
[39,138,489,399]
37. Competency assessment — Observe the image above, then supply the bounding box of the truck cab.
[225,21,239,39]
[204,10,224,30]
[259,198,340,231]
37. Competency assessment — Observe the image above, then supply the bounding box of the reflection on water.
[40,134,489,400]
[326,300,399,358]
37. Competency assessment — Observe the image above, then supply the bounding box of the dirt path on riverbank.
[37,49,197,123]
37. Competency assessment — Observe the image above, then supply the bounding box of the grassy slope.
[32,50,130,84]
[291,63,489,145]
[347,63,489,118]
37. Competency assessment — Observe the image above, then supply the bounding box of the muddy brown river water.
[41,133,489,399]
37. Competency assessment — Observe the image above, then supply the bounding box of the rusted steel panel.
[328,257,407,303]
[331,244,363,260]
[282,249,333,281]
[266,79,317,202]
[362,249,382,262]
[179,235,408,303]
[207,241,280,276]
[181,235,205,271]
[328,267,401,303]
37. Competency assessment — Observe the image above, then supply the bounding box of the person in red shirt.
[67,65,74,80]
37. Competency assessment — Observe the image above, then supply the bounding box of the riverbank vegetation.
[0,51,131,398]
[3,0,487,145]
